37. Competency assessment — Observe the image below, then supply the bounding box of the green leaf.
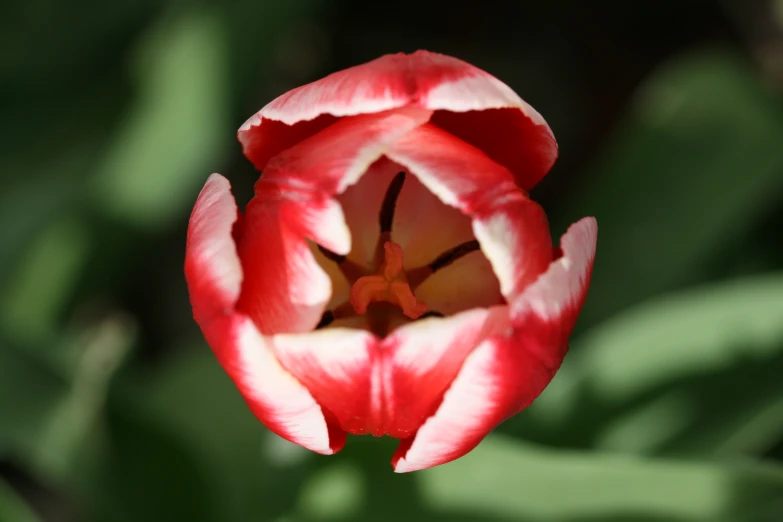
[108,344,314,522]
[523,272,783,457]
[0,315,133,481]
[418,435,783,522]
[0,217,91,344]
[556,48,783,328]
[91,8,230,229]
[0,478,41,522]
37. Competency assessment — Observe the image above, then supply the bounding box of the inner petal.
[415,250,502,316]
[337,159,399,267]
[390,168,476,269]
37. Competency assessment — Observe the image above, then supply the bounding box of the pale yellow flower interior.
[310,157,502,336]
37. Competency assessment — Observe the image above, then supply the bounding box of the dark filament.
[428,240,481,272]
[318,245,346,265]
[379,172,406,233]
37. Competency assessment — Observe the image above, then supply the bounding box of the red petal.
[205,313,343,455]
[273,307,509,438]
[272,328,377,436]
[392,217,597,472]
[238,51,555,188]
[236,109,430,335]
[385,307,510,438]
[386,123,553,300]
[185,175,340,454]
[185,174,244,325]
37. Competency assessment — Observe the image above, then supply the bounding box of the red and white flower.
[185,50,597,472]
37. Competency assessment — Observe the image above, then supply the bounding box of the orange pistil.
[350,241,428,319]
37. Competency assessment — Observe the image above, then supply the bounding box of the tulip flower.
[185,50,596,472]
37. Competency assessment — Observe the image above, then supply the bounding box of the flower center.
[350,241,428,319]
[314,163,496,337]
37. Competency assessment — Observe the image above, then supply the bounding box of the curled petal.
[185,176,339,453]
[239,51,555,188]
[272,328,377,436]
[386,123,553,299]
[385,307,510,439]
[273,307,509,439]
[184,173,243,324]
[206,314,342,455]
[237,109,431,335]
[392,218,597,472]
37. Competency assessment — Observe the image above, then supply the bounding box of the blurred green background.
[2,0,783,520]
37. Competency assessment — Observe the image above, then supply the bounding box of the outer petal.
[272,307,509,439]
[236,108,431,335]
[184,175,339,454]
[385,123,553,298]
[239,51,555,189]
[184,173,243,325]
[392,217,597,472]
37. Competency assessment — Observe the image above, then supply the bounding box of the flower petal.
[385,307,510,438]
[415,250,502,316]
[273,307,510,439]
[184,173,243,325]
[236,108,431,334]
[205,313,343,455]
[185,175,339,454]
[386,123,553,300]
[392,217,597,472]
[390,166,475,270]
[272,328,378,435]
[239,51,555,189]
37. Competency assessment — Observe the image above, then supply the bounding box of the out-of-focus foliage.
[1,0,782,521]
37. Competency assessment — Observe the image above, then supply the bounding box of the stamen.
[417,310,444,320]
[350,241,427,319]
[317,244,368,283]
[379,172,406,233]
[428,240,481,272]
[318,245,345,264]
[408,239,481,289]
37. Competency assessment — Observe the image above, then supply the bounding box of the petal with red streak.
[272,328,378,436]
[273,307,510,439]
[185,175,339,454]
[392,217,597,472]
[385,307,510,438]
[238,51,555,189]
[386,123,553,299]
[237,109,431,334]
[185,173,243,325]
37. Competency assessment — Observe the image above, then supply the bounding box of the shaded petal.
[392,217,597,472]
[236,197,342,335]
[415,250,502,315]
[185,176,340,454]
[337,157,399,267]
[204,313,343,455]
[239,51,556,189]
[237,109,431,334]
[261,107,432,196]
[390,167,475,270]
[386,123,553,300]
[184,173,243,325]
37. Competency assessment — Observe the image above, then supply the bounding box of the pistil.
[350,241,428,319]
